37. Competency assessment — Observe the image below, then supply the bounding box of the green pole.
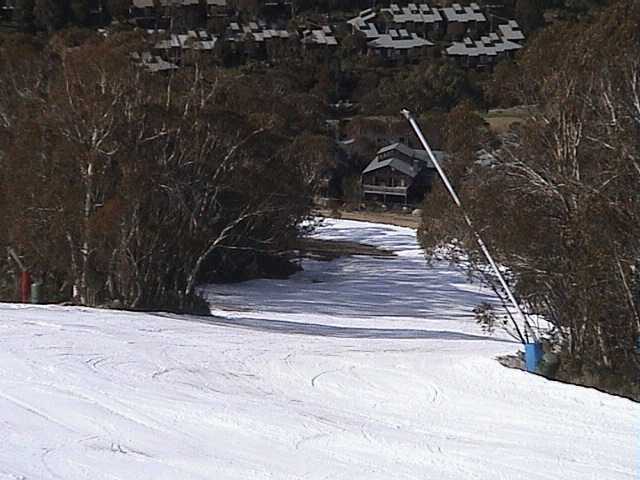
[30,282,43,304]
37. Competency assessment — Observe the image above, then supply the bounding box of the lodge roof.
[382,3,443,24]
[446,33,522,57]
[347,8,378,27]
[132,51,179,72]
[362,143,445,177]
[152,30,218,50]
[498,20,525,42]
[363,157,419,177]
[367,29,433,50]
[132,0,153,8]
[134,0,224,6]
[226,22,291,42]
[440,2,485,23]
[302,26,338,46]
[353,20,381,39]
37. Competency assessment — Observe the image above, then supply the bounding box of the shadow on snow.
[167,314,516,343]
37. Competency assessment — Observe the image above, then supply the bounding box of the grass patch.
[317,209,421,229]
[483,106,535,133]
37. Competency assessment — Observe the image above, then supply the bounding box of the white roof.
[154,33,181,49]
[499,20,525,42]
[135,51,178,72]
[368,30,433,50]
[227,23,290,42]
[447,34,522,57]
[153,31,217,51]
[381,3,443,24]
[180,31,218,50]
[132,0,154,8]
[441,3,486,23]
[302,27,338,46]
[347,8,377,26]
[350,18,380,39]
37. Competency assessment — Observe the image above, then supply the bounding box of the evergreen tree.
[69,0,89,24]
[14,0,36,31]
[33,0,68,32]
[515,0,545,33]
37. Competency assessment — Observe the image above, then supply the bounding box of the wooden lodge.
[361,142,445,204]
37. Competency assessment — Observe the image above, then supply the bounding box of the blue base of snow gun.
[525,342,543,373]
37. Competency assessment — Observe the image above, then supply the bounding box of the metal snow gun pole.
[401,109,540,364]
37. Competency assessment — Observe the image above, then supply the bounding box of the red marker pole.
[20,271,31,303]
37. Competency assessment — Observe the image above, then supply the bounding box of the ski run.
[0,219,637,480]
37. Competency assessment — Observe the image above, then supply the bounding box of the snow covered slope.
[1,219,637,480]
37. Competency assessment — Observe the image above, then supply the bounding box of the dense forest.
[0,0,638,396]
[0,31,334,311]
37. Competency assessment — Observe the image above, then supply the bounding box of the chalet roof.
[153,30,218,50]
[367,30,433,50]
[132,51,179,72]
[351,19,380,39]
[362,22,381,38]
[154,33,181,49]
[156,0,199,6]
[246,27,290,42]
[378,142,416,157]
[347,8,378,27]
[363,157,418,177]
[362,143,445,177]
[180,30,217,49]
[498,20,525,42]
[381,3,443,25]
[132,0,153,8]
[225,22,291,42]
[302,27,338,46]
[441,2,485,23]
[446,34,522,57]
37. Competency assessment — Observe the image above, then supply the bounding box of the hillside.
[1,220,636,480]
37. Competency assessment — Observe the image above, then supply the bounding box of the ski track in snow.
[0,219,637,480]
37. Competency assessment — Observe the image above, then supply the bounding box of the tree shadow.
[174,314,516,343]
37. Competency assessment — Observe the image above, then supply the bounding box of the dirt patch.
[295,237,396,261]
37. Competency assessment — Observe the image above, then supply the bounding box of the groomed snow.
[0,219,637,480]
